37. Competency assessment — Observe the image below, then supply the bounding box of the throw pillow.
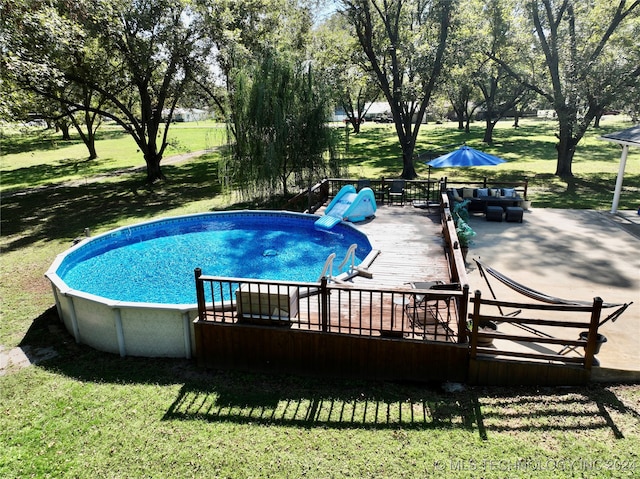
[502,188,516,198]
[452,189,462,201]
[490,188,501,197]
[477,188,489,197]
[462,187,475,198]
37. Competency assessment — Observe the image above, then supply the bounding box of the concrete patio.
[464,208,639,382]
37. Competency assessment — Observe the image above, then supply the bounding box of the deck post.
[194,268,206,319]
[584,297,604,370]
[320,277,329,332]
[458,284,470,344]
[469,290,482,359]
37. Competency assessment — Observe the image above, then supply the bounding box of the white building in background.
[332,102,392,123]
[164,108,213,122]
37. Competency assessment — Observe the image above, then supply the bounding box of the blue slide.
[315,185,377,230]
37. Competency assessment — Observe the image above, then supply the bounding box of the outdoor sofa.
[447,187,523,212]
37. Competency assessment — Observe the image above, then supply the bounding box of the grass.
[2,317,640,478]
[1,117,639,477]
[0,121,227,192]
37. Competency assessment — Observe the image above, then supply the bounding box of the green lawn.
[0,121,228,192]
[1,117,639,478]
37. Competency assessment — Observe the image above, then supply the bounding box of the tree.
[473,0,529,145]
[227,53,342,197]
[441,0,485,133]
[341,0,453,179]
[1,0,102,155]
[492,0,640,178]
[2,0,207,183]
[312,13,381,134]
[194,0,314,121]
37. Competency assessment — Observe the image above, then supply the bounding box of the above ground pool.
[45,211,375,358]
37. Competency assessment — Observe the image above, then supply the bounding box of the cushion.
[450,189,462,201]
[462,187,475,199]
[490,188,501,197]
[502,188,516,198]
[476,188,489,197]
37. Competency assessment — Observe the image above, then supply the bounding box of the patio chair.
[356,179,371,192]
[358,178,387,205]
[404,282,459,339]
[387,179,406,206]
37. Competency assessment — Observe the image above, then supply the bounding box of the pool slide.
[314,185,377,229]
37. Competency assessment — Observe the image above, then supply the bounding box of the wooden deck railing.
[194,270,470,344]
[440,191,469,342]
[468,290,604,370]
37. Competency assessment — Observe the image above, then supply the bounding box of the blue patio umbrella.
[427,145,506,168]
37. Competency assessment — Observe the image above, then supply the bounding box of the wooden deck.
[324,203,452,288]
[194,203,470,382]
[194,200,602,386]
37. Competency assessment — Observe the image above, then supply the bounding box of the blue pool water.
[57,211,372,305]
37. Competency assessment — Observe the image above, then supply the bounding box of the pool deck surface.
[349,205,640,382]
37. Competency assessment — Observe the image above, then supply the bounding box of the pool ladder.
[318,244,358,282]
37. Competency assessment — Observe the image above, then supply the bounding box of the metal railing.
[285,177,441,213]
[194,270,469,344]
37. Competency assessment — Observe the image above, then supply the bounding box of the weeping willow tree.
[226,53,343,198]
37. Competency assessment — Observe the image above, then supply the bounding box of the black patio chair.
[387,179,406,206]
[356,179,371,192]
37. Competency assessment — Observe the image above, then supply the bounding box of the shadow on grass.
[1,128,128,156]
[21,307,639,439]
[0,158,225,252]
[532,173,640,209]
[1,156,131,191]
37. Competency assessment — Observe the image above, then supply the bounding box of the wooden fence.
[467,290,605,385]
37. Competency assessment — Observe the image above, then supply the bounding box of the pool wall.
[45,211,373,359]
[50,284,198,358]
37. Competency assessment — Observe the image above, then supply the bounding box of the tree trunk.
[483,120,496,145]
[86,139,98,160]
[555,115,576,178]
[593,111,603,128]
[401,150,417,179]
[58,122,71,140]
[145,153,165,183]
[392,114,418,179]
[71,114,99,160]
[454,108,465,130]
[350,118,361,134]
[513,109,520,128]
